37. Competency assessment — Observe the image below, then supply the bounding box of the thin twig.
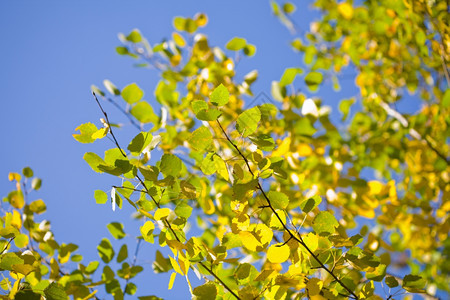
[93,93,240,300]
[123,239,142,297]
[216,120,359,300]
[0,237,15,255]
[379,101,449,165]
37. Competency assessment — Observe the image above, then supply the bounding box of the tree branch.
[216,120,359,300]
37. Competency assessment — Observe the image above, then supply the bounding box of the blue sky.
[0,1,422,299]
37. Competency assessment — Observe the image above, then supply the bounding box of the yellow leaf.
[154,208,171,220]
[169,256,184,275]
[368,181,383,195]
[338,2,354,20]
[172,32,186,47]
[267,244,290,263]
[272,137,291,157]
[11,210,22,229]
[307,278,323,296]
[239,231,260,252]
[296,143,313,157]
[302,232,318,252]
[168,272,176,290]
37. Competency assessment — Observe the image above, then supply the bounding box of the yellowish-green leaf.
[267,244,290,263]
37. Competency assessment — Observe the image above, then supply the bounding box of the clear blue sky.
[0,1,407,299]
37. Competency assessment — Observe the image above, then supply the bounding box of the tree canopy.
[1,1,449,299]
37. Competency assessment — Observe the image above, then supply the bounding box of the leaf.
[210,84,229,106]
[243,44,256,56]
[122,83,144,104]
[236,107,261,137]
[338,2,354,19]
[385,276,399,288]
[226,37,247,51]
[83,152,106,173]
[304,72,323,91]
[94,190,108,204]
[140,221,155,243]
[168,272,176,290]
[301,98,319,118]
[130,101,159,124]
[44,282,67,300]
[103,79,120,96]
[31,178,42,190]
[188,126,213,152]
[299,195,321,213]
[0,253,23,270]
[279,68,302,87]
[192,282,217,299]
[175,201,193,219]
[73,123,98,144]
[267,244,290,263]
[267,191,289,209]
[22,167,33,178]
[306,278,323,296]
[154,208,171,220]
[402,274,426,291]
[442,89,450,108]
[196,108,222,121]
[29,199,46,214]
[14,233,29,248]
[126,29,142,43]
[192,100,208,114]
[128,132,152,155]
[283,2,296,14]
[339,98,355,121]
[97,238,115,263]
[312,211,339,236]
[160,154,182,177]
[107,222,126,240]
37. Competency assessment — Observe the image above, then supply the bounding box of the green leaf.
[83,152,106,173]
[0,253,23,270]
[73,123,98,144]
[210,84,229,106]
[175,201,193,219]
[191,100,208,114]
[128,132,152,155]
[299,195,322,213]
[117,244,128,263]
[304,72,323,91]
[140,221,155,243]
[14,234,29,248]
[271,81,285,102]
[107,222,126,240]
[84,261,99,274]
[243,44,256,56]
[116,46,129,55]
[193,282,217,300]
[31,178,42,190]
[29,199,46,214]
[103,79,120,96]
[126,29,142,43]
[22,167,33,178]
[338,98,355,121]
[91,85,105,96]
[283,2,296,14]
[44,282,67,300]
[402,274,426,291]
[122,83,144,104]
[160,154,182,177]
[125,282,137,295]
[196,108,222,121]
[312,211,339,236]
[130,101,159,124]
[226,37,247,51]
[442,89,450,108]
[237,106,261,137]
[188,126,213,152]
[385,276,399,288]
[267,191,289,209]
[94,190,108,204]
[97,238,115,263]
[279,68,303,87]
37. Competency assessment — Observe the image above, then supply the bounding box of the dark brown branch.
[93,93,240,300]
[216,120,358,300]
[0,237,15,255]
